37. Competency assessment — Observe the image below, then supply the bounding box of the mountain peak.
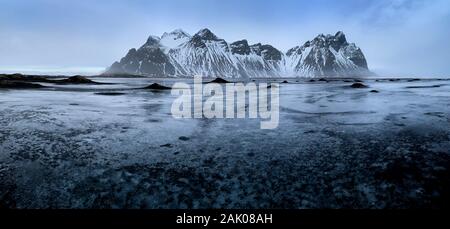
[306,31,349,50]
[335,31,345,37]
[230,39,251,55]
[234,39,248,44]
[172,28,188,34]
[334,31,347,44]
[160,29,191,49]
[143,35,161,48]
[162,29,190,39]
[194,28,219,40]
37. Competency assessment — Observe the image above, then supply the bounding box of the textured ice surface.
[0,78,449,208]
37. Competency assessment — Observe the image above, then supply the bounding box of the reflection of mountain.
[107,28,371,78]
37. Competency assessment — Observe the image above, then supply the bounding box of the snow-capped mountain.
[107,29,371,78]
[160,29,191,51]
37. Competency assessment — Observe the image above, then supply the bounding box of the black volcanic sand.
[0,74,107,85]
[0,77,449,209]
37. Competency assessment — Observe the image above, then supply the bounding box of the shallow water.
[0,78,449,208]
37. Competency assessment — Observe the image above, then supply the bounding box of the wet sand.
[0,77,449,208]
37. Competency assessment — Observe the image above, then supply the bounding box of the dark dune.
[267,84,279,89]
[0,74,106,85]
[0,80,45,89]
[406,84,445,89]
[99,73,147,78]
[207,78,230,84]
[94,92,126,96]
[0,73,51,83]
[55,76,104,84]
[143,83,172,90]
[350,82,369,88]
[408,78,421,82]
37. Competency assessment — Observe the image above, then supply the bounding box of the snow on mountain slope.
[159,29,191,52]
[107,29,371,78]
[168,29,240,77]
[231,41,285,78]
[286,31,369,77]
[109,36,176,76]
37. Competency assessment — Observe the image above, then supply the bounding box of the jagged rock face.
[107,29,370,78]
[109,36,176,76]
[250,43,283,61]
[168,29,237,77]
[230,40,251,55]
[286,31,369,77]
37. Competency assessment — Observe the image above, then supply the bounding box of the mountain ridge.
[107,28,371,78]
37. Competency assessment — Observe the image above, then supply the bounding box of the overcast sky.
[1,0,449,77]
